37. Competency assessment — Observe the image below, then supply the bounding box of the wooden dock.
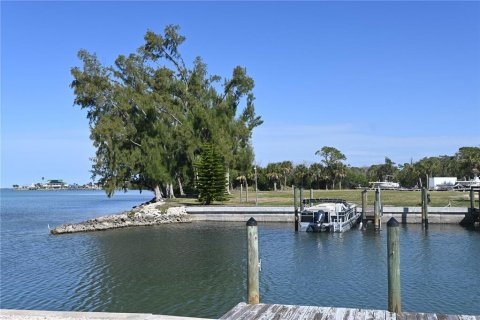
[220,303,480,320]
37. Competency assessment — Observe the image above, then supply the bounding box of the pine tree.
[195,143,228,204]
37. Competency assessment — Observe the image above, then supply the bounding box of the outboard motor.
[313,210,325,224]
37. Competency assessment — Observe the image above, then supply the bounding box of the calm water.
[1,190,479,318]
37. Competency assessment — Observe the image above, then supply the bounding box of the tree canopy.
[315,146,346,189]
[71,25,263,200]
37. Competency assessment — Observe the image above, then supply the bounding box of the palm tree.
[266,163,281,191]
[279,161,293,191]
[335,164,347,189]
[309,163,323,189]
[293,164,309,187]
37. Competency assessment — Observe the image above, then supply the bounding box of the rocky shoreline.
[50,201,191,234]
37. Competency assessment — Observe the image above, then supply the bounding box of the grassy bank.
[167,189,476,207]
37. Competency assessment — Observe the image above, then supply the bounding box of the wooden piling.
[374,188,380,231]
[300,188,304,211]
[422,188,429,229]
[387,217,401,313]
[294,187,299,232]
[246,217,260,304]
[470,187,475,211]
[361,189,367,229]
[240,184,243,203]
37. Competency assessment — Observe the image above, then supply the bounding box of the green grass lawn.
[167,188,476,207]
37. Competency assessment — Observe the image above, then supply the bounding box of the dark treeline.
[249,146,480,191]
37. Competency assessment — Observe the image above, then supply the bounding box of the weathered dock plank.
[220,304,480,320]
[0,309,212,320]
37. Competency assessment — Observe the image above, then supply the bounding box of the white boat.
[455,176,480,189]
[298,199,360,232]
[369,181,400,190]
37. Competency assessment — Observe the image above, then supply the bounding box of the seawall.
[186,206,471,224]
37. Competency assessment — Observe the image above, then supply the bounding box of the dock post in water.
[422,187,429,229]
[470,187,475,212]
[374,188,381,231]
[361,189,367,229]
[246,217,260,304]
[387,217,401,313]
[300,188,304,211]
[294,187,299,232]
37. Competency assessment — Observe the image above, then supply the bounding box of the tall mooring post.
[374,188,381,231]
[299,188,304,211]
[361,189,367,229]
[247,217,260,304]
[387,217,401,313]
[294,187,299,232]
[470,187,475,212]
[422,187,429,229]
[240,184,243,203]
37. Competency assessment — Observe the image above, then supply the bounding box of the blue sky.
[1,1,479,187]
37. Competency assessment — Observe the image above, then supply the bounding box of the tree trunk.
[246,181,249,202]
[154,185,163,202]
[284,176,287,191]
[168,183,175,199]
[177,177,185,196]
[226,170,231,194]
[273,181,277,192]
[339,180,342,190]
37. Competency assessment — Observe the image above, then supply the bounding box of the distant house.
[43,179,68,189]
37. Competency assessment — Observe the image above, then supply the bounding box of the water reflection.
[2,211,480,317]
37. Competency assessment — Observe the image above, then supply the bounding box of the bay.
[1,189,479,318]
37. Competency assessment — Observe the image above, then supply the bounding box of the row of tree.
[250,146,480,191]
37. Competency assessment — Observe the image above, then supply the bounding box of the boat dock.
[2,303,479,320]
[221,303,480,320]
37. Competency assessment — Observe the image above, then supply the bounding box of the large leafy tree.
[71,25,262,200]
[455,147,480,178]
[315,146,346,189]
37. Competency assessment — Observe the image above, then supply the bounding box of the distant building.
[43,179,68,189]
